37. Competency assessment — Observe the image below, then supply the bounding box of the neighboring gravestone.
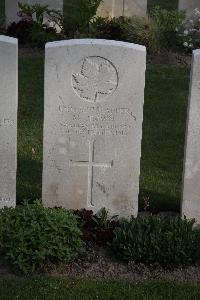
[5,0,63,26]
[179,0,200,17]
[42,39,146,218]
[182,49,200,223]
[97,0,147,18]
[0,36,18,209]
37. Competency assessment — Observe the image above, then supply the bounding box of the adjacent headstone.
[182,49,200,223]
[5,0,63,26]
[179,0,200,17]
[97,0,147,18]
[0,36,18,209]
[42,39,146,218]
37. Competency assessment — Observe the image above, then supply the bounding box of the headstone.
[179,0,200,17]
[5,0,63,26]
[182,49,200,223]
[0,36,18,209]
[97,0,147,18]
[42,39,146,218]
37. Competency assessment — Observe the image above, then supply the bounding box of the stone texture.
[5,0,63,26]
[179,0,200,16]
[42,39,146,218]
[0,36,18,209]
[182,49,200,223]
[97,0,147,18]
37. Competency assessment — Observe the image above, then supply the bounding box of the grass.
[17,56,44,202]
[140,65,189,211]
[17,55,190,212]
[0,278,200,299]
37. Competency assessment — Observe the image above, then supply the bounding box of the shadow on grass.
[17,157,42,203]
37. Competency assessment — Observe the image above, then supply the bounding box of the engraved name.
[0,196,13,203]
[59,105,136,137]
[0,118,14,127]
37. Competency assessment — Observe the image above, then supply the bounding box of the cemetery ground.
[0,48,197,298]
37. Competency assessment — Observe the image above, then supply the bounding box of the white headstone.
[42,39,146,218]
[0,36,18,209]
[97,0,147,18]
[5,0,63,26]
[179,0,200,17]
[182,49,200,223]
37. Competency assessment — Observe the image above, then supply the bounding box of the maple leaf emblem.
[72,56,118,102]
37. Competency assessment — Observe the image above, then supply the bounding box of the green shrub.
[112,216,200,267]
[90,16,129,41]
[7,2,63,47]
[151,6,186,49]
[0,201,85,274]
[125,16,160,53]
[64,0,102,37]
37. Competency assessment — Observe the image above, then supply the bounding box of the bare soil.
[46,246,200,284]
[1,245,200,284]
[148,50,192,67]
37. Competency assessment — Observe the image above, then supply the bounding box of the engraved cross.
[69,140,113,207]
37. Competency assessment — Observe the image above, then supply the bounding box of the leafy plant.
[112,216,200,267]
[125,15,160,53]
[64,0,102,37]
[0,201,85,274]
[74,208,119,246]
[180,8,200,51]
[90,16,129,41]
[7,2,63,47]
[151,6,186,49]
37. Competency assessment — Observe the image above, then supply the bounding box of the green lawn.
[17,55,189,212]
[0,278,200,299]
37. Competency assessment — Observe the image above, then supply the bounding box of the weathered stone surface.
[5,0,63,26]
[97,0,147,18]
[179,0,200,16]
[42,39,146,218]
[0,36,18,209]
[182,49,200,223]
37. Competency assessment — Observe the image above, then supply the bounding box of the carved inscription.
[0,196,14,204]
[72,56,118,102]
[0,118,14,127]
[59,105,136,137]
[69,140,113,207]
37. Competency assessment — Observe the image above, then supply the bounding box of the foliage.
[0,201,85,274]
[6,2,63,47]
[180,8,200,51]
[148,0,178,12]
[64,0,102,37]
[7,20,35,44]
[124,15,160,53]
[74,208,119,245]
[18,2,63,29]
[151,6,186,49]
[90,16,129,41]
[112,216,200,267]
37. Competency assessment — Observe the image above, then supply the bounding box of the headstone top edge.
[45,39,146,52]
[0,35,18,45]
[193,49,200,56]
